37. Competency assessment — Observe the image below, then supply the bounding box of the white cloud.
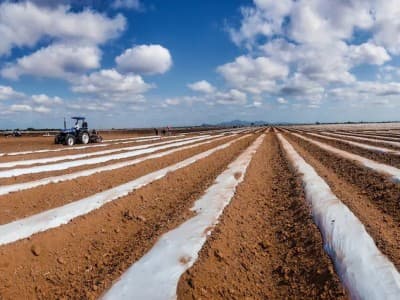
[277,97,288,104]
[112,0,141,10]
[71,69,152,102]
[288,1,373,47]
[331,81,400,99]
[225,0,400,109]
[246,100,263,108]
[0,2,125,55]
[230,0,293,48]
[372,1,400,55]
[66,100,116,112]
[187,80,216,93]
[217,56,288,94]
[33,106,52,113]
[2,44,101,80]
[253,100,262,107]
[165,98,180,106]
[215,89,247,105]
[116,44,172,75]
[164,87,249,107]
[348,42,391,66]
[0,85,25,100]
[32,94,63,105]
[10,104,32,112]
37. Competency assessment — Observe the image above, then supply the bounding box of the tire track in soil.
[177,133,347,299]
[0,134,257,300]
[285,133,400,270]
[301,132,400,169]
[0,135,239,225]
[284,133,400,226]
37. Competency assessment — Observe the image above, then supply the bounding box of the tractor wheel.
[54,136,59,144]
[65,135,75,146]
[81,132,90,144]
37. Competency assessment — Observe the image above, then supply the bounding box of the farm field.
[0,125,400,299]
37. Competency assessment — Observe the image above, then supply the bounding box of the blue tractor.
[54,117,103,146]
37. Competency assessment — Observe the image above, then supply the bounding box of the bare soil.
[0,135,240,224]
[177,133,347,299]
[0,133,257,299]
[286,133,400,269]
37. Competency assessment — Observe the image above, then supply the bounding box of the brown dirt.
[0,133,257,299]
[0,133,154,153]
[0,135,234,186]
[335,132,400,143]
[0,136,181,162]
[284,132,400,225]
[285,133,400,269]
[350,132,400,139]
[0,135,241,224]
[314,132,400,150]
[300,132,400,168]
[177,133,347,299]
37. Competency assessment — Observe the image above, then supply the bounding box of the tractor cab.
[54,117,102,146]
[71,117,88,131]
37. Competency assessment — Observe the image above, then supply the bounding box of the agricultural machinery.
[3,129,22,137]
[54,117,103,146]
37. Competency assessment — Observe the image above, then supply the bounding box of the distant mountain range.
[201,120,268,127]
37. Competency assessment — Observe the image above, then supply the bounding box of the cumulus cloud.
[187,80,216,93]
[10,104,32,112]
[277,97,288,104]
[0,2,125,55]
[222,0,400,109]
[0,85,25,100]
[66,100,116,112]
[2,44,101,80]
[0,85,64,115]
[217,56,288,94]
[215,89,247,105]
[71,69,152,102]
[229,0,293,47]
[33,106,52,113]
[112,0,142,10]
[116,44,172,75]
[348,43,391,66]
[32,94,63,105]
[165,98,180,106]
[168,84,249,106]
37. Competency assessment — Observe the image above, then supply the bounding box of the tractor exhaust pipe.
[64,117,66,130]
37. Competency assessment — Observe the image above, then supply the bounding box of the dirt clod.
[31,245,41,256]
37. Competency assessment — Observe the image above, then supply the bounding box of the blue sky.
[1,0,400,129]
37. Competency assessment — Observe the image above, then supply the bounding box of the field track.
[0,126,399,299]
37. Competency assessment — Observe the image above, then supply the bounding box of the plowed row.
[0,126,399,299]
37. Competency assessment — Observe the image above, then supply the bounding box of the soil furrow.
[0,135,239,224]
[0,133,257,299]
[317,132,400,150]
[334,132,400,143]
[301,132,400,168]
[284,133,400,225]
[0,137,180,163]
[177,132,346,299]
[0,136,228,186]
[284,132,400,271]
[0,134,155,153]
